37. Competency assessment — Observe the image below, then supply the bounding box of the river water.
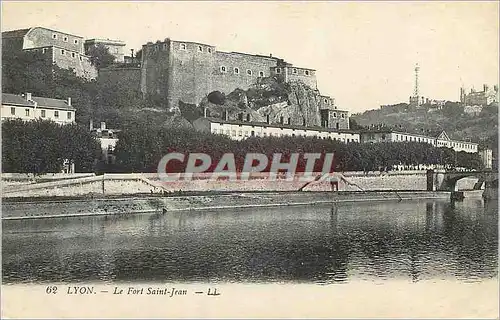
[2,199,498,284]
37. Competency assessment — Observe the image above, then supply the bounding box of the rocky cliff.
[179,77,326,127]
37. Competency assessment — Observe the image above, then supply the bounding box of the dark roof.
[2,93,75,111]
[2,28,31,38]
[201,117,359,134]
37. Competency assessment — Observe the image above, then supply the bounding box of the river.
[2,198,498,284]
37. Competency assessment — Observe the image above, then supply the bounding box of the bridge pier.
[426,169,449,191]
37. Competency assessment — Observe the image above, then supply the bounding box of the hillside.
[351,102,498,152]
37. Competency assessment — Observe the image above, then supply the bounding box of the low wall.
[2,172,479,199]
[2,191,452,220]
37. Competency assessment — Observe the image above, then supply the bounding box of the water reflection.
[2,199,498,284]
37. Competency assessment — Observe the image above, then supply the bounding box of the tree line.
[2,119,101,174]
[113,126,483,173]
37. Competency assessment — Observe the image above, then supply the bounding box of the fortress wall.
[286,67,317,89]
[98,67,141,92]
[141,42,171,103]
[211,52,277,97]
[168,40,217,107]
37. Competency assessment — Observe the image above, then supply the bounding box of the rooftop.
[2,93,75,111]
[201,117,359,134]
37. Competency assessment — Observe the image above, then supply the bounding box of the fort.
[140,38,320,110]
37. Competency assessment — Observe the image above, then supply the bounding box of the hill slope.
[352,102,498,152]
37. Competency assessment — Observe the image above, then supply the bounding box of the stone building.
[138,37,350,130]
[460,84,499,106]
[2,27,97,80]
[1,92,75,125]
[84,38,126,63]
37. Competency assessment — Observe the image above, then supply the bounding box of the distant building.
[90,120,120,164]
[193,117,360,142]
[463,105,483,116]
[1,92,75,125]
[359,129,478,153]
[479,149,493,169]
[460,84,498,106]
[2,27,97,80]
[84,38,126,63]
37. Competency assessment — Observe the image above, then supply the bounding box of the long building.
[1,92,76,125]
[193,117,360,142]
[359,129,478,153]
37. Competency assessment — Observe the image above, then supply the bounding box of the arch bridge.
[426,170,498,193]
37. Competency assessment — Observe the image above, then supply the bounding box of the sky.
[2,1,499,113]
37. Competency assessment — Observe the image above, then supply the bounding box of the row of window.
[179,43,213,53]
[212,128,358,141]
[59,49,84,61]
[275,68,311,76]
[11,107,72,119]
[393,134,475,149]
[219,66,265,77]
[52,33,79,44]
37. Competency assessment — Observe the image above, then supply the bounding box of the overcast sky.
[2,1,499,113]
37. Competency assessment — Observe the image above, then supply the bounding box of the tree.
[87,44,115,69]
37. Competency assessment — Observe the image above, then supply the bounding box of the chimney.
[131,49,134,58]
[203,107,207,118]
[269,53,273,58]
[483,84,488,92]
[100,122,106,130]
[26,92,32,101]
[67,97,72,106]
[89,119,94,131]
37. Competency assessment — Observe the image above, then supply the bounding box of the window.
[67,112,72,119]
[208,48,212,53]
[79,56,83,61]
[287,117,291,124]
[251,131,255,137]
[259,71,264,77]
[246,114,251,121]
[276,68,281,74]
[63,36,68,42]
[25,109,30,116]
[42,48,47,54]
[10,107,15,115]
[234,67,239,74]
[244,131,249,137]
[293,68,297,74]
[324,98,328,103]
[333,112,337,118]
[61,49,65,55]
[198,45,203,52]
[180,43,186,50]
[220,66,227,73]
[341,114,345,118]
[231,130,236,136]
[72,52,76,58]
[305,70,310,76]
[52,34,57,39]
[54,110,59,118]
[238,130,242,136]
[280,116,284,124]
[74,39,78,44]
[41,110,46,118]
[246,69,252,76]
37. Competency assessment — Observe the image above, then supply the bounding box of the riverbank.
[2,190,452,220]
[2,171,480,198]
